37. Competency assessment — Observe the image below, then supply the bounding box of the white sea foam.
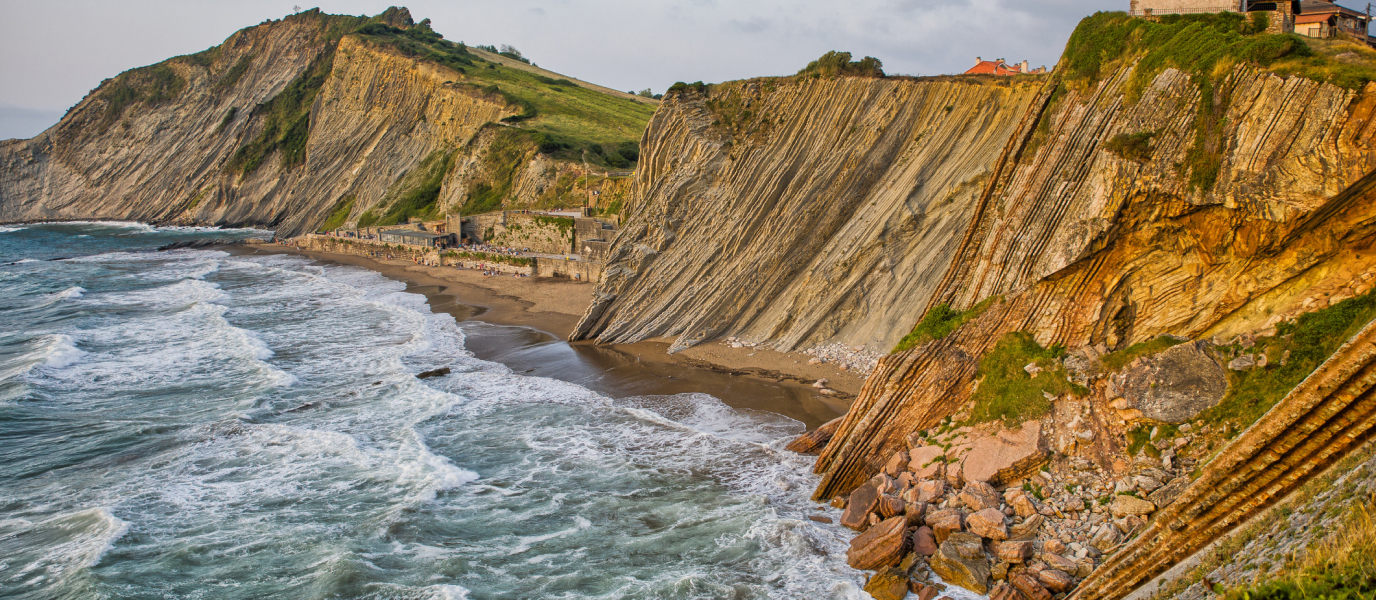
[41,334,84,369]
[0,225,25,233]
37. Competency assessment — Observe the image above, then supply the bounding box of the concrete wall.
[536,256,603,283]
[1130,0,1239,15]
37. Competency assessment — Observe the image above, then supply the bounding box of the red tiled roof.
[964,60,1022,76]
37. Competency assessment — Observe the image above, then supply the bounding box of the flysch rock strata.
[814,67,1376,502]
[571,76,1050,354]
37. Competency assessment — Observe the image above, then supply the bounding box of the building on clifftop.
[963,57,1048,76]
[1129,0,1373,45]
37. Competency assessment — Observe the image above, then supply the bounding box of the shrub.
[228,43,336,175]
[216,107,237,134]
[215,54,255,91]
[667,81,709,95]
[320,195,356,231]
[1103,131,1156,163]
[796,51,885,78]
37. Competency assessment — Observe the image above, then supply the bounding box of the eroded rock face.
[785,416,843,455]
[571,77,1045,353]
[1112,342,1228,423]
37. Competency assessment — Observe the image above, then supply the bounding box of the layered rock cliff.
[0,8,651,235]
[571,76,1049,353]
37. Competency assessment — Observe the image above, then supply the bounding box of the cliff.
[0,8,653,236]
[572,12,1376,598]
[571,75,1050,353]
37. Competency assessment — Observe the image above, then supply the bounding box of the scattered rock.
[864,567,911,600]
[967,508,1010,540]
[885,450,911,477]
[1010,514,1044,540]
[841,482,881,530]
[917,479,948,504]
[909,445,946,478]
[1037,568,1074,593]
[1042,553,1078,574]
[1013,573,1052,600]
[912,526,939,556]
[416,367,451,379]
[1110,495,1156,518]
[846,516,910,570]
[958,481,1001,511]
[989,581,1020,600]
[879,495,906,518]
[808,515,833,524]
[930,532,991,594]
[958,422,1047,484]
[1006,490,1039,518]
[1117,341,1228,423]
[1024,362,1043,377]
[993,540,1034,563]
[926,508,965,543]
[1228,354,1257,371]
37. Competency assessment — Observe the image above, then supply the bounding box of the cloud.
[529,7,546,16]
[729,17,773,33]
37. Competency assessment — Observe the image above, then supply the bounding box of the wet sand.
[240,243,851,428]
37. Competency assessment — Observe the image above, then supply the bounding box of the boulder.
[1148,476,1191,508]
[841,482,881,530]
[958,481,1001,511]
[958,422,1047,484]
[904,501,927,525]
[1089,524,1121,551]
[946,460,965,488]
[917,479,947,504]
[1042,553,1078,573]
[930,532,991,594]
[1009,514,1044,540]
[846,516,910,570]
[967,508,1009,540]
[808,515,833,524]
[1110,495,1157,518]
[993,540,1034,563]
[864,567,911,600]
[784,416,843,454]
[1116,341,1228,423]
[1037,568,1075,593]
[879,494,906,518]
[1228,354,1256,371]
[909,445,946,478]
[1012,573,1052,600]
[989,581,1022,600]
[925,508,964,543]
[885,450,911,477]
[915,584,939,600]
[1007,491,1039,518]
[912,526,939,556]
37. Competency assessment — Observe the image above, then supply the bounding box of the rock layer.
[571,77,1048,353]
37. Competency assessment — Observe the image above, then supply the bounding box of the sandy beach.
[242,242,857,427]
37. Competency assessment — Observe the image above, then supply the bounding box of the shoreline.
[241,242,858,427]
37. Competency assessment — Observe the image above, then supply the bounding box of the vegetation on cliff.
[96,64,186,132]
[893,298,998,354]
[1202,290,1376,433]
[1224,502,1376,600]
[967,332,1082,427]
[355,24,653,168]
[796,51,885,79]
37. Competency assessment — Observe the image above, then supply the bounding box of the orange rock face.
[845,515,910,570]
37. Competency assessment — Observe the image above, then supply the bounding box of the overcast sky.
[0,0,1113,140]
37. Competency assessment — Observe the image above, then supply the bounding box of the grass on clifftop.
[355,25,654,169]
[1202,290,1376,432]
[967,332,1084,427]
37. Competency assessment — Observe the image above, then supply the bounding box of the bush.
[796,51,885,79]
[667,81,709,95]
[1104,131,1156,163]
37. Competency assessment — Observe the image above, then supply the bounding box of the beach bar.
[378,229,457,248]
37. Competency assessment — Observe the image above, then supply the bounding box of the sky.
[0,0,1116,140]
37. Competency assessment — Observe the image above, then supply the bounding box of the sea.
[0,222,869,600]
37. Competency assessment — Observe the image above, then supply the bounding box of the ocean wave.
[0,507,130,584]
[0,225,25,233]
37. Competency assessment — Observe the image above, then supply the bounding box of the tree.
[637,88,654,98]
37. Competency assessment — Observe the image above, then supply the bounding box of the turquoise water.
[0,222,865,599]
